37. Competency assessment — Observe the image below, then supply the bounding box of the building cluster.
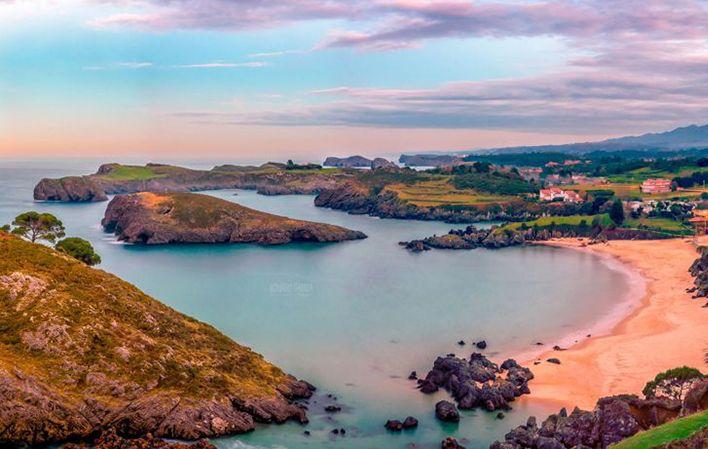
[539,187,583,203]
[640,178,673,194]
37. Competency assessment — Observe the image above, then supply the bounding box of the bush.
[610,199,625,225]
[642,366,705,401]
[55,237,102,266]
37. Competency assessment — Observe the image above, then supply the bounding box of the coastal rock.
[419,354,533,411]
[323,155,372,168]
[435,400,460,422]
[385,420,403,431]
[33,163,348,203]
[371,158,397,169]
[489,390,699,449]
[442,437,467,449]
[34,176,108,202]
[63,428,217,449]
[102,192,367,245]
[403,416,419,428]
[0,233,314,446]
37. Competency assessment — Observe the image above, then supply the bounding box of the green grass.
[101,165,167,181]
[607,166,708,183]
[611,410,708,449]
[504,214,612,230]
[624,217,691,234]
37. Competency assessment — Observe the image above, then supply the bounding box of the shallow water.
[0,160,632,449]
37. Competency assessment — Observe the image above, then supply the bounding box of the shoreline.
[519,237,708,410]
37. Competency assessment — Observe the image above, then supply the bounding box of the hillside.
[0,232,314,446]
[479,124,708,155]
[101,192,367,244]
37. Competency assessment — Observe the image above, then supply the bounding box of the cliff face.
[34,176,108,202]
[0,232,314,446]
[102,192,367,245]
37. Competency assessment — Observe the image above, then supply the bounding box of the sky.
[1,0,707,161]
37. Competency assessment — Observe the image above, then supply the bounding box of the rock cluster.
[384,416,419,431]
[490,380,708,449]
[401,223,672,252]
[417,354,534,411]
[688,247,708,298]
[64,428,216,449]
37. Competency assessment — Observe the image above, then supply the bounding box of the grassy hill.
[0,232,312,445]
[611,411,708,449]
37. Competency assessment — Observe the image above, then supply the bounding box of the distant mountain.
[477,124,708,155]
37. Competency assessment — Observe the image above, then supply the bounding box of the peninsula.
[102,192,367,245]
[0,232,314,446]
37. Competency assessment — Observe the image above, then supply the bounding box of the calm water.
[0,160,632,449]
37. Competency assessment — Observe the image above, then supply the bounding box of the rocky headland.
[34,163,352,202]
[0,232,314,446]
[417,353,534,411]
[102,192,367,245]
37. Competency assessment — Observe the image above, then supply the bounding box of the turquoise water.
[0,161,632,449]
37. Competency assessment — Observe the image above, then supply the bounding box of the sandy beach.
[525,237,708,410]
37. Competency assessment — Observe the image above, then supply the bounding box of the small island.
[102,192,367,245]
[0,232,314,446]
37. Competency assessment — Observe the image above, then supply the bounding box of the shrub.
[642,366,705,401]
[55,237,102,266]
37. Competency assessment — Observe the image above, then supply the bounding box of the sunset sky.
[1,0,707,161]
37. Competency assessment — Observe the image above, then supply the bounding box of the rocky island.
[0,232,314,446]
[102,192,367,245]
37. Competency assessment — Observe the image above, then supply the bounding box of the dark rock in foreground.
[442,436,467,449]
[689,246,708,298]
[490,379,708,449]
[419,354,533,411]
[435,400,460,422]
[102,192,367,245]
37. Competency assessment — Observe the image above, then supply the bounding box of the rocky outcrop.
[371,158,397,169]
[102,192,367,245]
[33,163,351,202]
[0,233,314,446]
[64,428,217,449]
[401,223,673,252]
[315,184,525,223]
[489,379,708,449]
[417,354,534,411]
[689,247,708,298]
[323,155,373,168]
[34,176,108,202]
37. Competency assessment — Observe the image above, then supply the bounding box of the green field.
[387,179,519,208]
[504,214,612,230]
[607,166,707,184]
[101,165,168,181]
[624,217,693,235]
[611,410,708,449]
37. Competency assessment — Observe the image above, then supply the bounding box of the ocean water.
[0,160,633,449]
